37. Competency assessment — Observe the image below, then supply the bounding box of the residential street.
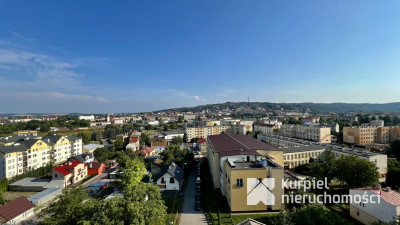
[179,169,207,225]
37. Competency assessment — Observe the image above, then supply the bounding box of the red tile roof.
[129,137,139,143]
[135,147,155,155]
[86,160,105,170]
[53,160,85,176]
[197,138,207,144]
[371,189,400,206]
[0,197,35,222]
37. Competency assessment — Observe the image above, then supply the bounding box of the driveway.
[179,170,207,225]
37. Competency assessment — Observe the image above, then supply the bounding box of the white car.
[196,177,201,184]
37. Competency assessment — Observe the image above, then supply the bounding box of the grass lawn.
[2,191,37,201]
[231,214,278,224]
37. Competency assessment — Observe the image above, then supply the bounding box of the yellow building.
[279,124,331,143]
[0,135,82,180]
[343,126,395,144]
[207,134,284,212]
[185,126,230,140]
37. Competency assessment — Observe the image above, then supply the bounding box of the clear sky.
[0,1,400,113]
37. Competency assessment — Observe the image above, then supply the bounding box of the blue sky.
[1,1,400,113]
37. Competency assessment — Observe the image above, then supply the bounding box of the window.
[55,174,58,178]
[161,177,166,184]
[357,211,360,216]
[237,179,243,187]
[170,177,175,183]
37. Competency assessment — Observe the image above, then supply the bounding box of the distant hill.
[158,102,400,114]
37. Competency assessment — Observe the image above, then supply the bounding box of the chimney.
[385,187,391,192]
[89,163,92,168]
[374,184,381,190]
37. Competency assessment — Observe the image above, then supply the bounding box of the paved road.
[179,170,207,225]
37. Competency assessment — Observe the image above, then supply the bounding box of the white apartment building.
[254,123,278,135]
[78,115,95,121]
[279,124,332,143]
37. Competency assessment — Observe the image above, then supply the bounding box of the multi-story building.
[343,126,400,144]
[185,126,230,141]
[42,135,82,163]
[253,123,278,135]
[350,186,400,224]
[258,134,387,174]
[228,124,253,135]
[78,115,95,121]
[0,135,82,180]
[207,134,284,212]
[279,124,331,143]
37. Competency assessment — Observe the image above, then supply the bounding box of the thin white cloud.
[15,91,107,102]
[9,31,37,43]
[193,95,206,102]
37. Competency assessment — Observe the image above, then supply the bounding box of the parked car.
[196,177,201,184]
[196,184,200,192]
[196,192,201,201]
[195,200,201,211]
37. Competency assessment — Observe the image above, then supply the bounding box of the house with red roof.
[52,160,87,186]
[0,197,35,224]
[350,186,400,224]
[197,138,207,152]
[86,160,106,176]
[134,147,156,158]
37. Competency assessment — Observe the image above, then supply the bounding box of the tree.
[246,130,252,136]
[39,186,95,225]
[114,139,125,151]
[171,136,183,145]
[291,204,350,225]
[94,147,113,164]
[78,132,91,144]
[122,182,167,224]
[140,133,151,147]
[40,124,50,132]
[309,150,336,185]
[388,139,400,161]
[87,198,124,225]
[91,129,103,141]
[120,157,147,188]
[386,160,400,190]
[335,155,379,188]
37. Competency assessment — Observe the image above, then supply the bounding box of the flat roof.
[208,134,280,157]
[10,178,51,187]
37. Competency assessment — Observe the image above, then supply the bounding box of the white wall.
[156,173,180,191]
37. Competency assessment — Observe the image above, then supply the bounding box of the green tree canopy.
[335,155,379,188]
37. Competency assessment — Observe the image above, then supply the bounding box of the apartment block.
[228,124,253,135]
[258,134,387,174]
[279,124,331,143]
[0,135,82,180]
[342,126,400,144]
[207,134,284,212]
[253,123,278,135]
[185,126,230,140]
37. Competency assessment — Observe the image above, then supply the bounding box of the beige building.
[207,134,284,212]
[343,126,400,145]
[185,126,230,140]
[279,124,331,143]
[52,160,87,186]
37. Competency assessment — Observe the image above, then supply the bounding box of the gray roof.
[41,135,63,145]
[28,188,62,202]
[283,145,326,154]
[0,134,41,144]
[0,144,28,154]
[66,135,81,142]
[156,162,183,182]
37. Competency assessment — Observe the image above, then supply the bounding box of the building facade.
[0,135,82,180]
[185,126,230,141]
[279,124,332,143]
[207,134,284,212]
[343,126,400,144]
